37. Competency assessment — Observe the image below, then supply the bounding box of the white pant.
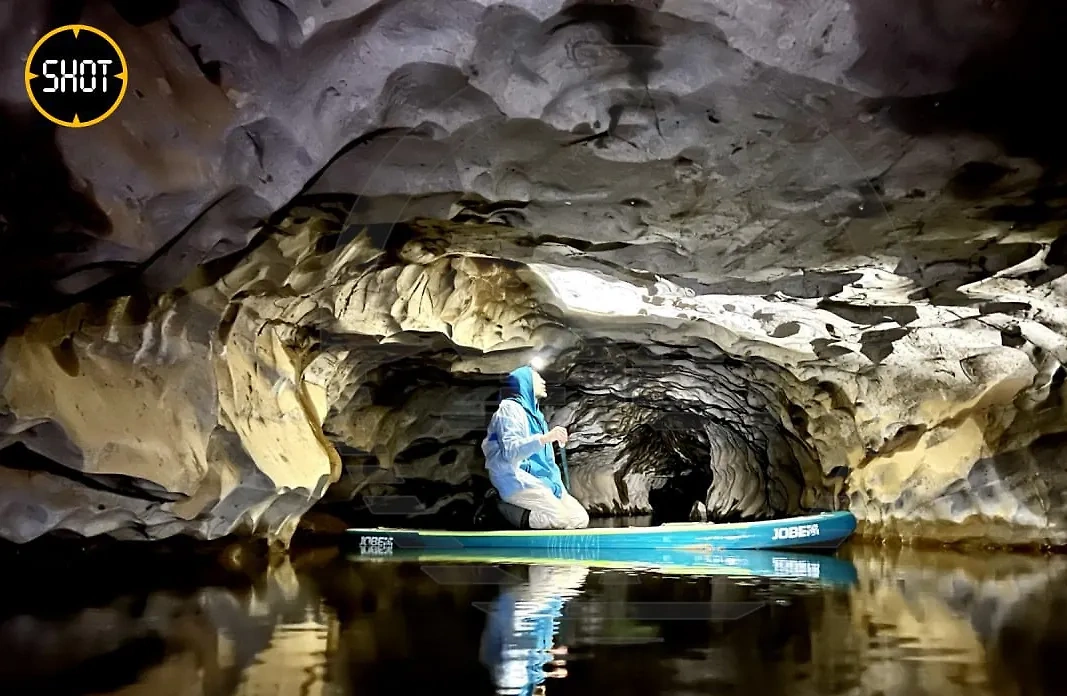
[503,484,590,530]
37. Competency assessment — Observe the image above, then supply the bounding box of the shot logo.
[24,24,128,128]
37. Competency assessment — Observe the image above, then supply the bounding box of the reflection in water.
[479,565,588,695]
[0,544,1064,695]
[0,548,336,696]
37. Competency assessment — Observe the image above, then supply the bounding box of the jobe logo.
[24,24,128,128]
[359,535,393,555]
[772,557,821,578]
[772,523,820,540]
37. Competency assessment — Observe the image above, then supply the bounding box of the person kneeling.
[480,365,589,530]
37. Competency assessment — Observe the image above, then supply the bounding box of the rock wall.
[0,222,341,544]
[3,201,1067,546]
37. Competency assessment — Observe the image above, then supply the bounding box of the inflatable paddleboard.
[346,510,855,553]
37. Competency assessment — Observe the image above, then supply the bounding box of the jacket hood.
[505,366,538,412]
[504,366,549,435]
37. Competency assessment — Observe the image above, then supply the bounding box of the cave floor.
[0,543,1059,696]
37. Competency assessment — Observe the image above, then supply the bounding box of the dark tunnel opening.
[626,417,714,524]
[554,343,839,524]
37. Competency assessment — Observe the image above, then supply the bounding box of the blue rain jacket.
[481,366,565,499]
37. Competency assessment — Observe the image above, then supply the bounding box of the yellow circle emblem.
[24,24,128,128]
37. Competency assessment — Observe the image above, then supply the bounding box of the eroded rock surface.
[2,200,1067,546]
[3,0,1067,545]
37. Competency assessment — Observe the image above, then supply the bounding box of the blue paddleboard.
[346,510,855,553]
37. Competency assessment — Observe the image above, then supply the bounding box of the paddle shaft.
[557,443,569,489]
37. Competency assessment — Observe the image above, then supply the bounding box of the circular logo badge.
[24,24,128,128]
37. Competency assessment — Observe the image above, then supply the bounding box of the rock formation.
[3,0,1067,546]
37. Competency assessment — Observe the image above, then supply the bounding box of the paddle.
[557,443,570,489]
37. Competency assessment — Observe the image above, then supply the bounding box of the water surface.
[1,543,1062,696]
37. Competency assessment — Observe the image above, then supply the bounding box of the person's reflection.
[480,564,590,696]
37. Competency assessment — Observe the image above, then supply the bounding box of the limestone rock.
[3,0,1062,313]
[0,223,344,544]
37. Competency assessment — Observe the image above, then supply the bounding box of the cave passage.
[311,337,839,527]
[631,417,715,523]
